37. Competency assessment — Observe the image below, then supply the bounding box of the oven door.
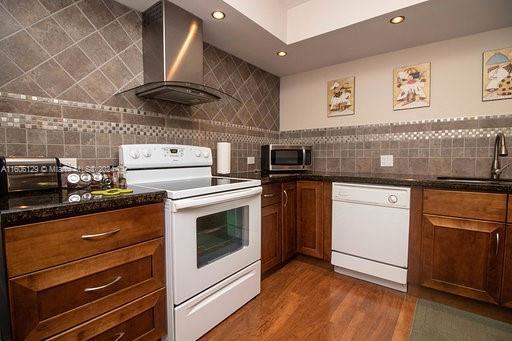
[168,186,261,305]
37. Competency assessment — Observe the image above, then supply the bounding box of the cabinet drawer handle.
[263,194,275,198]
[496,233,500,257]
[84,276,122,292]
[112,332,125,341]
[81,228,120,240]
[283,190,288,207]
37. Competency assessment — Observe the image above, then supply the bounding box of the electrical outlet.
[247,156,255,165]
[59,158,77,171]
[380,155,393,167]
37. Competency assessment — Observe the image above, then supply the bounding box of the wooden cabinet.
[297,181,324,258]
[4,203,164,277]
[261,182,297,274]
[9,239,164,340]
[46,288,166,341]
[501,225,512,307]
[419,189,509,306]
[282,182,297,262]
[6,204,167,341]
[261,203,283,273]
[423,189,507,222]
[420,214,505,304]
[260,180,330,273]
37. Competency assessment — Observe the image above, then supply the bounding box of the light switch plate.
[247,156,255,165]
[380,155,393,167]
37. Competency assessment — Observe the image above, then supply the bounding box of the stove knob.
[194,150,201,157]
[203,150,210,158]
[129,149,140,159]
[142,148,152,158]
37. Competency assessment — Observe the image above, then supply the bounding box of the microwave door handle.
[172,187,262,212]
[302,147,306,169]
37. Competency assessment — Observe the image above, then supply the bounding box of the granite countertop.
[3,171,512,227]
[224,171,512,193]
[0,185,166,228]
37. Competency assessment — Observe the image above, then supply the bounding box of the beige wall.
[280,26,512,131]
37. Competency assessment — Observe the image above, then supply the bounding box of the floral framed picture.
[327,76,355,117]
[482,47,512,102]
[393,62,431,110]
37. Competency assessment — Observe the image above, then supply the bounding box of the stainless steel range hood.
[120,0,238,105]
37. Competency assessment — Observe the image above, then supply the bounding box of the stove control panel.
[119,144,213,169]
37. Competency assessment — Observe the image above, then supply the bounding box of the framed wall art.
[483,47,512,102]
[393,62,431,110]
[327,76,355,117]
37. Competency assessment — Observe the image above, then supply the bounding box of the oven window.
[196,206,249,268]
[271,150,303,165]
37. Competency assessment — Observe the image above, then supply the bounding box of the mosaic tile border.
[0,91,279,135]
[0,112,279,145]
[280,114,512,144]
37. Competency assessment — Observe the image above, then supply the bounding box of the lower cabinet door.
[500,225,512,307]
[261,203,282,273]
[282,182,297,262]
[46,289,167,341]
[297,181,324,259]
[420,214,505,304]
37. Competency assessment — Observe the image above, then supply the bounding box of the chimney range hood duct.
[119,0,239,106]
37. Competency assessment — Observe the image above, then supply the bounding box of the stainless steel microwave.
[261,145,312,171]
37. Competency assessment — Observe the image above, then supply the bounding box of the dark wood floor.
[202,257,417,340]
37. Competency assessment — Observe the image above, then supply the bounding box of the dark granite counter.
[0,185,166,228]
[225,171,512,193]
[3,171,512,227]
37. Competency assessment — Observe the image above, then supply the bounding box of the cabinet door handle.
[283,190,288,207]
[81,228,120,240]
[496,233,500,257]
[112,332,125,341]
[263,194,275,198]
[84,276,122,292]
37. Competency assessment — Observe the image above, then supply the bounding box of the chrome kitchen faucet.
[491,132,511,180]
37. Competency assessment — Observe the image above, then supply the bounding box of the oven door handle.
[171,187,262,212]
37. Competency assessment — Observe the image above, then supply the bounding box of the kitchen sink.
[436,176,512,183]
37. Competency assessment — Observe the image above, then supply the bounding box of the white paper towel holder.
[216,142,231,174]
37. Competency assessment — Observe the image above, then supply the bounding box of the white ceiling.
[223,0,429,43]
[281,0,310,9]
[114,0,512,77]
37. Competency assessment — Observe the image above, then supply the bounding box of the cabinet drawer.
[9,239,165,341]
[262,184,282,207]
[423,189,506,222]
[5,203,164,277]
[46,288,166,341]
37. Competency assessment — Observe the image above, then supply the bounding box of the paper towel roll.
[217,142,231,174]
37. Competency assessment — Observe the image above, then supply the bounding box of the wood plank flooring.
[202,257,417,341]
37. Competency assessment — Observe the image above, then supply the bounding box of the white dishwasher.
[331,182,410,292]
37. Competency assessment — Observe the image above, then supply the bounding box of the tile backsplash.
[0,0,280,173]
[1,0,511,177]
[280,115,512,178]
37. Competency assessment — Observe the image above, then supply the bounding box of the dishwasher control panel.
[332,182,410,208]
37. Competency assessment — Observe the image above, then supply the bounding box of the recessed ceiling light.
[276,51,287,57]
[211,11,225,20]
[390,15,405,24]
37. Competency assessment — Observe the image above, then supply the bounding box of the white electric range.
[119,144,262,341]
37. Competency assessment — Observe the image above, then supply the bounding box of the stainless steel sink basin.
[436,176,512,183]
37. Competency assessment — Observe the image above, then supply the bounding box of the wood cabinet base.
[47,289,167,340]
